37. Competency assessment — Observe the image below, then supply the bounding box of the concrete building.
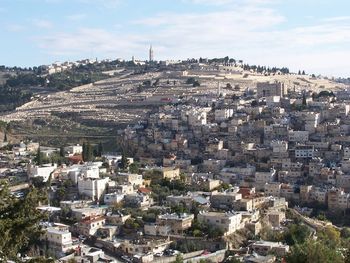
[251,241,289,257]
[215,109,234,122]
[295,145,314,158]
[42,223,73,255]
[197,212,242,236]
[118,173,143,187]
[77,177,109,201]
[255,170,276,190]
[106,211,131,226]
[104,192,125,205]
[256,82,285,98]
[144,213,194,236]
[288,130,309,143]
[27,163,57,182]
[77,216,106,236]
[124,193,153,208]
[264,183,282,197]
[210,192,242,209]
[267,211,286,227]
[65,144,83,155]
[328,188,350,211]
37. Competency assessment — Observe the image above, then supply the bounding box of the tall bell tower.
[149,45,154,62]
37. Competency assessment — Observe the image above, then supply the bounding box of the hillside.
[0,60,347,145]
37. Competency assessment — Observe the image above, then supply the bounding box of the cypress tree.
[86,142,93,162]
[120,150,129,171]
[98,142,103,157]
[59,146,65,157]
[302,93,307,106]
[35,147,42,165]
[82,142,87,162]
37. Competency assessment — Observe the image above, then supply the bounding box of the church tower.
[149,45,154,62]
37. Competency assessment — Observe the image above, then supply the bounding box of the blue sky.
[0,0,349,77]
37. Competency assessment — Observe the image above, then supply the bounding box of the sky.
[0,0,349,77]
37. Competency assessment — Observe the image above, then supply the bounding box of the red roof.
[80,216,105,225]
[138,187,152,194]
[68,154,83,164]
[238,187,253,198]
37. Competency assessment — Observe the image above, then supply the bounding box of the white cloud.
[322,16,350,22]
[34,0,350,76]
[5,24,26,32]
[66,13,87,21]
[32,19,53,29]
[37,28,145,57]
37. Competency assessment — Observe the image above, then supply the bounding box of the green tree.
[286,239,343,263]
[3,132,7,142]
[341,227,350,239]
[97,142,103,157]
[35,147,43,165]
[59,146,65,158]
[129,162,140,174]
[283,224,311,245]
[174,254,184,263]
[31,176,46,188]
[186,77,196,85]
[319,226,341,248]
[0,181,48,261]
[82,142,86,160]
[302,93,307,106]
[193,80,200,87]
[120,151,129,171]
[86,142,93,161]
[82,141,93,162]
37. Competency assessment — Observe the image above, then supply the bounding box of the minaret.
[149,45,154,62]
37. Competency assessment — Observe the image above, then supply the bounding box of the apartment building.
[197,212,243,236]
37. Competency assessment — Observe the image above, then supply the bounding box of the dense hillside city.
[1,54,350,263]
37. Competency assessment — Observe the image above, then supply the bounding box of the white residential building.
[264,183,282,197]
[77,177,109,201]
[64,144,83,155]
[197,212,243,236]
[255,169,276,190]
[215,109,234,122]
[118,173,143,187]
[288,130,309,143]
[43,223,73,254]
[77,216,106,236]
[27,164,57,182]
[104,192,125,205]
[270,141,288,153]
